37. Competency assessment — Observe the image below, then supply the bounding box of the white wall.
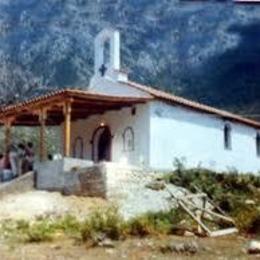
[149,101,260,173]
[69,104,151,167]
[89,76,150,97]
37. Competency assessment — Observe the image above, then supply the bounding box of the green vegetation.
[0,208,192,245]
[0,215,81,243]
[165,160,260,234]
[0,164,259,245]
[81,207,126,242]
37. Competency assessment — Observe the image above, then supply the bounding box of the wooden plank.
[209,228,238,237]
[182,198,234,223]
[183,193,207,200]
[178,200,212,235]
[165,185,237,237]
[192,185,228,216]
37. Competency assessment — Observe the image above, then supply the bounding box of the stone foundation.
[36,160,157,199]
[35,158,93,192]
[35,159,183,219]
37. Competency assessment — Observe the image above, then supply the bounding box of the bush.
[166,163,260,234]
[24,219,56,243]
[52,215,81,237]
[127,209,191,237]
[81,206,125,242]
[0,215,82,243]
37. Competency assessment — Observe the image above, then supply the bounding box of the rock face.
[0,1,259,114]
[248,240,260,254]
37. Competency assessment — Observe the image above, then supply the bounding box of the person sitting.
[17,143,26,176]
[8,144,18,178]
[0,153,5,182]
[25,142,35,172]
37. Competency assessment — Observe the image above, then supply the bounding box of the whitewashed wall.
[69,104,150,167]
[149,101,260,173]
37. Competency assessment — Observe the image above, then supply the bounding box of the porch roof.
[0,89,152,126]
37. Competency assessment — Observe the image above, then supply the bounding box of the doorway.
[91,126,112,162]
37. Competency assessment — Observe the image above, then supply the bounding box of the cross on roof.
[99,64,107,77]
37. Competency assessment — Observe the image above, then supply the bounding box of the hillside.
[0,0,259,119]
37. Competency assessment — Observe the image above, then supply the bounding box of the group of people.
[0,142,34,182]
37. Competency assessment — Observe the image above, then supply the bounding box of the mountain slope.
[0,0,259,118]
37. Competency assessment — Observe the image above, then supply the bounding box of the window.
[123,127,134,151]
[224,124,232,150]
[256,133,260,157]
[73,136,84,159]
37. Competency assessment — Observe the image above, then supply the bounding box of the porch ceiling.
[0,89,152,126]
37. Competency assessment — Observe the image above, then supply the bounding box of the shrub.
[0,215,82,243]
[165,164,260,234]
[127,209,190,237]
[52,215,81,237]
[81,206,125,242]
[24,219,56,243]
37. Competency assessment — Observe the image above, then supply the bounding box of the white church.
[1,28,260,173]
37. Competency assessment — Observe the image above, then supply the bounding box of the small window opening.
[131,107,136,116]
[224,124,232,150]
[103,40,110,66]
[256,133,260,157]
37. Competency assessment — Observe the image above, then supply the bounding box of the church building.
[0,28,260,173]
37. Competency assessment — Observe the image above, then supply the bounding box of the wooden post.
[63,102,72,157]
[4,118,13,153]
[39,109,47,161]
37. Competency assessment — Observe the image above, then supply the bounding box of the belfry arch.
[94,28,120,76]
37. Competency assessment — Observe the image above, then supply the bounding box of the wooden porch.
[0,89,151,161]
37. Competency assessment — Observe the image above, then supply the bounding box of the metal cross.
[99,64,107,77]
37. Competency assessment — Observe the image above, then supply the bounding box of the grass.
[0,215,82,243]
[81,206,126,242]
[0,207,192,245]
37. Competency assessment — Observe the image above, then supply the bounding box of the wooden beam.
[4,118,14,153]
[63,101,72,157]
[38,109,47,161]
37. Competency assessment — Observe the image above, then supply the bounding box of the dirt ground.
[0,191,258,259]
[0,235,258,260]
[0,191,108,221]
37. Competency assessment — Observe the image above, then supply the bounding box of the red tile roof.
[0,88,152,118]
[123,80,260,129]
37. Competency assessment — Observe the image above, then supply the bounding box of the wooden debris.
[166,185,238,237]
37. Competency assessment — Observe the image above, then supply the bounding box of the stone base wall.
[62,165,106,198]
[103,163,158,199]
[35,158,93,191]
[35,160,159,199]
[0,171,35,198]
[35,160,180,219]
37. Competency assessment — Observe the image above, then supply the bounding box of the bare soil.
[0,191,108,221]
[0,235,257,260]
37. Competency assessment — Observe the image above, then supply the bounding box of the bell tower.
[91,28,128,82]
[94,28,120,76]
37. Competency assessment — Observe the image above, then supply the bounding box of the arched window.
[224,124,232,150]
[123,127,134,151]
[103,40,110,66]
[256,133,260,157]
[73,136,84,159]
